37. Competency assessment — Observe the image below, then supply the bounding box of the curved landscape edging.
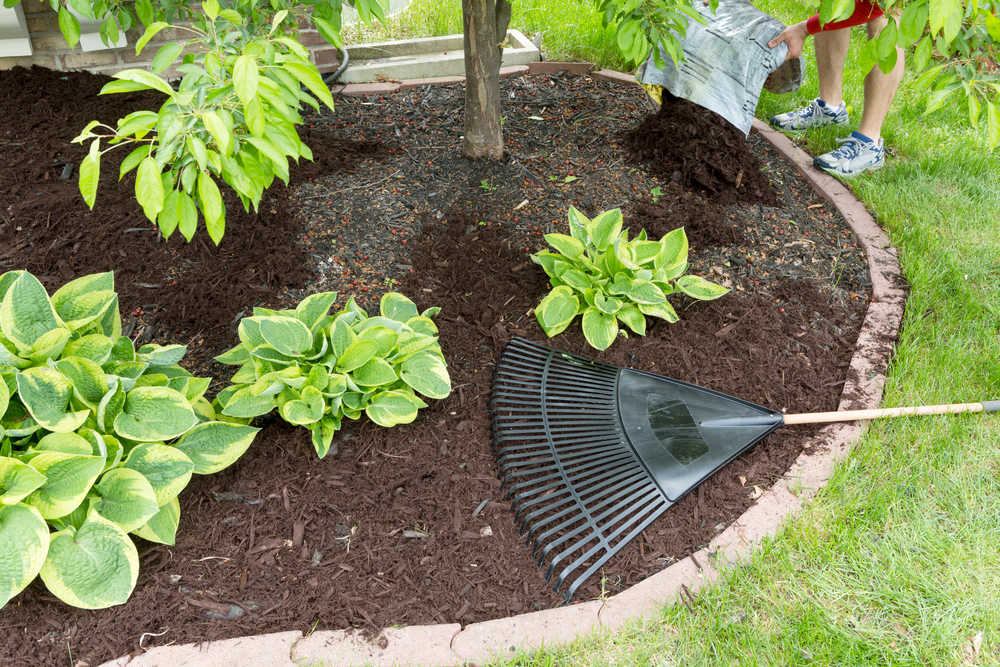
[99,69,905,667]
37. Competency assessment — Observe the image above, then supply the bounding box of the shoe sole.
[769,116,849,132]
[813,159,886,178]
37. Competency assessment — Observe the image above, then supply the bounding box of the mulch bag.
[637,0,804,135]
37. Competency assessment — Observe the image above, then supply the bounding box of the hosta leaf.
[365,390,420,427]
[391,331,438,361]
[121,442,193,507]
[131,496,180,545]
[536,285,579,337]
[0,458,47,504]
[113,386,198,442]
[16,367,91,433]
[379,292,419,323]
[295,291,338,332]
[628,280,667,305]
[329,317,358,360]
[27,327,71,364]
[404,316,438,337]
[617,304,646,335]
[588,208,624,251]
[357,326,399,358]
[238,317,268,348]
[259,316,313,357]
[400,350,451,399]
[32,432,93,456]
[638,300,679,323]
[675,275,729,300]
[62,334,114,365]
[215,344,250,365]
[40,509,139,609]
[594,294,623,315]
[280,385,326,425]
[352,357,399,387]
[54,356,108,405]
[544,233,586,259]
[567,206,590,243]
[137,343,187,367]
[656,227,688,271]
[173,422,259,474]
[336,340,378,373]
[22,452,104,520]
[219,386,277,418]
[581,307,618,351]
[0,503,50,608]
[0,271,64,350]
[554,264,591,290]
[92,468,159,532]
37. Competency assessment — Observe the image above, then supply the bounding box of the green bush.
[215,292,451,458]
[532,206,728,350]
[0,270,258,610]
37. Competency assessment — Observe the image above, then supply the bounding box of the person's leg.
[814,27,852,107]
[857,15,905,141]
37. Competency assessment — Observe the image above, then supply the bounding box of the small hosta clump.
[532,206,728,350]
[215,292,451,458]
[0,270,258,610]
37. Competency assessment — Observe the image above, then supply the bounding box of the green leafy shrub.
[215,292,451,458]
[71,0,344,245]
[531,206,728,350]
[0,270,259,610]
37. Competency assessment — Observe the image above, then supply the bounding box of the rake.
[488,337,998,602]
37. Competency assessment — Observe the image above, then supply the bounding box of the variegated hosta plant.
[532,206,729,351]
[215,292,451,458]
[0,270,259,610]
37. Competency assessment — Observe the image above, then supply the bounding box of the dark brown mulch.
[0,66,873,666]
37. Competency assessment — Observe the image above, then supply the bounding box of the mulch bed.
[0,65,872,666]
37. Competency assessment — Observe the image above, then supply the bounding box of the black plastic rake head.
[488,337,783,602]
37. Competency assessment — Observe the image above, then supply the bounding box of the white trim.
[0,4,32,58]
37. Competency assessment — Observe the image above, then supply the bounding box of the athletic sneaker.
[770,98,849,131]
[813,132,886,177]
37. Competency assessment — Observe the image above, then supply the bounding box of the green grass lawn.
[346,1,1000,664]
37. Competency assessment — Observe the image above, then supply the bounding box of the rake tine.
[510,452,637,524]
[531,473,654,563]
[555,493,671,598]
[540,483,661,581]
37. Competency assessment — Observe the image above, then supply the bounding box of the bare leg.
[858,15,905,141]
[814,28,852,107]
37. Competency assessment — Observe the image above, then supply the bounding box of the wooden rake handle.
[782,400,1000,425]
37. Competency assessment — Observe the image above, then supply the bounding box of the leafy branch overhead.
[0,270,259,610]
[69,0,387,245]
[532,207,728,350]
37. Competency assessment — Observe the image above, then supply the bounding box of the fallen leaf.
[738,475,747,486]
[750,485,764,499]
[963,630,983,664]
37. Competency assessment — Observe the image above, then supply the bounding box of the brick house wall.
[0,0,344,77]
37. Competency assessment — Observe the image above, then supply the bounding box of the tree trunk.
[461,0,511,159]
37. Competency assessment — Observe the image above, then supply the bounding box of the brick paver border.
[99,71,903,667]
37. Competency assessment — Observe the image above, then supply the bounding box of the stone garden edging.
[98,66,904,667]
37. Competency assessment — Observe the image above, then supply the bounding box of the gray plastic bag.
[637,0,804,135]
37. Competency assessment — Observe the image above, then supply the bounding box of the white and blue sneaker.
[770,98,849,131]
[813,132,886,177]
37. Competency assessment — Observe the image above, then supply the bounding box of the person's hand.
[767,21,810,61]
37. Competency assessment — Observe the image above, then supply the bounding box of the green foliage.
[0,270,259,610]
[595,0,714,68]
[531,207,728,350]
[69,0,387,245]
[215,292,451,458]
